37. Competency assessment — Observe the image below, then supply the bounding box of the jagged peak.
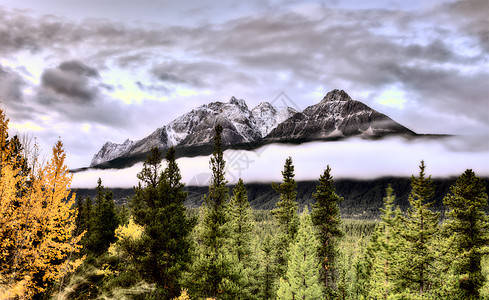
[322,89,352,102]
[252,101,276,111]
[278,106,298,114]
[229,96,248,108]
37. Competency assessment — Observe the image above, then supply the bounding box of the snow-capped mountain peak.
[90,90,416,168]
[90,139,134,166]
[321,89,352,102]
[267,89,415,140]
[229,96,248,109]
[251,102,298,138]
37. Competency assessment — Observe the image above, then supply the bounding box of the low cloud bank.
[71,137,489,189]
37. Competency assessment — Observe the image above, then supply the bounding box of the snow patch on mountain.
[251,102,297,137]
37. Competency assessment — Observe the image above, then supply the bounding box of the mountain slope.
[90,96,296,167]
[265,89,415,141]
[89,89,416,168]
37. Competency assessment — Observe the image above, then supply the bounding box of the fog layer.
[71,137,489,188]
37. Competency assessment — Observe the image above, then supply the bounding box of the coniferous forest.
[1,109,489,299]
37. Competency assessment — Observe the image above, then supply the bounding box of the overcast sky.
[0,0,488,184]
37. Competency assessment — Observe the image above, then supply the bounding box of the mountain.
[89,89,416,168]
[90,96,297,167]
[91,139,134,166]
[265,89,415,141]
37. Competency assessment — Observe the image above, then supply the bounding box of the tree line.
[1,108,488,299]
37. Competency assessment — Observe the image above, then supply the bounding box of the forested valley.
[1,109,489,299]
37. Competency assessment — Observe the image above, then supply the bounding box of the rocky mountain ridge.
[266,89,415,140]
[91,96,297,167]
[90,89,416,168]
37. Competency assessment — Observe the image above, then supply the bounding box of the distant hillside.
[72,177,489,219]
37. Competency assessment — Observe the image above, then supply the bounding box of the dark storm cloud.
[41,61,99,102]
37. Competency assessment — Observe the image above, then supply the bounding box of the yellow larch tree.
[0,108,84,299]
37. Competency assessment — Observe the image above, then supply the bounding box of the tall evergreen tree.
[311,165,344,298]
[368,185,404,299]
[443,169,489,299]
[228,178,253,263]
[85,179,119,256]
[191,125,237,299]
[272,156,299,277]
[95,178,104,210]
[132,147,194,299]
[74,196,86,236]
[257,234,278,300]
[399,161,440,295]
[227,178,258,299]
[277,208,322,300]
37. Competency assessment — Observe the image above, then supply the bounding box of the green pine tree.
[399,161,440,295]
[227,178,258,299]
[257,234,278,300]
[277,208,322,300]
[85,179,119,257]
[74,196,86,236]
[96,189,119,251]
[443,169,489,299]
[132,146,195,299]
[190,124,237,299]
[228,178,253,263]
[354,228,380,300]
[272,156,299,277]
[311,165,344,298]
[368,185,404,299]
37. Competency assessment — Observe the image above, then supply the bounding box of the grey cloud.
[116,52,154,68]
[59,60,99,77]
[0,64,25,105]
[151,60,256,88]
[155,72,188,85]
[440,0,489,52]
[1,2,488,138]
[135,81,172,94]
[40,61,99,102]
[0,8,172,56]
[99,83,114,91]
[396,68,489,123]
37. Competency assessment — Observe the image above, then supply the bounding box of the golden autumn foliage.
[172,289,217,300]
[0,108,84,299]
[172,289,191,300]
[107,217,143,257]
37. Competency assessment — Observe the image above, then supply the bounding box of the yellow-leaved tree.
[0,108,84,299]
